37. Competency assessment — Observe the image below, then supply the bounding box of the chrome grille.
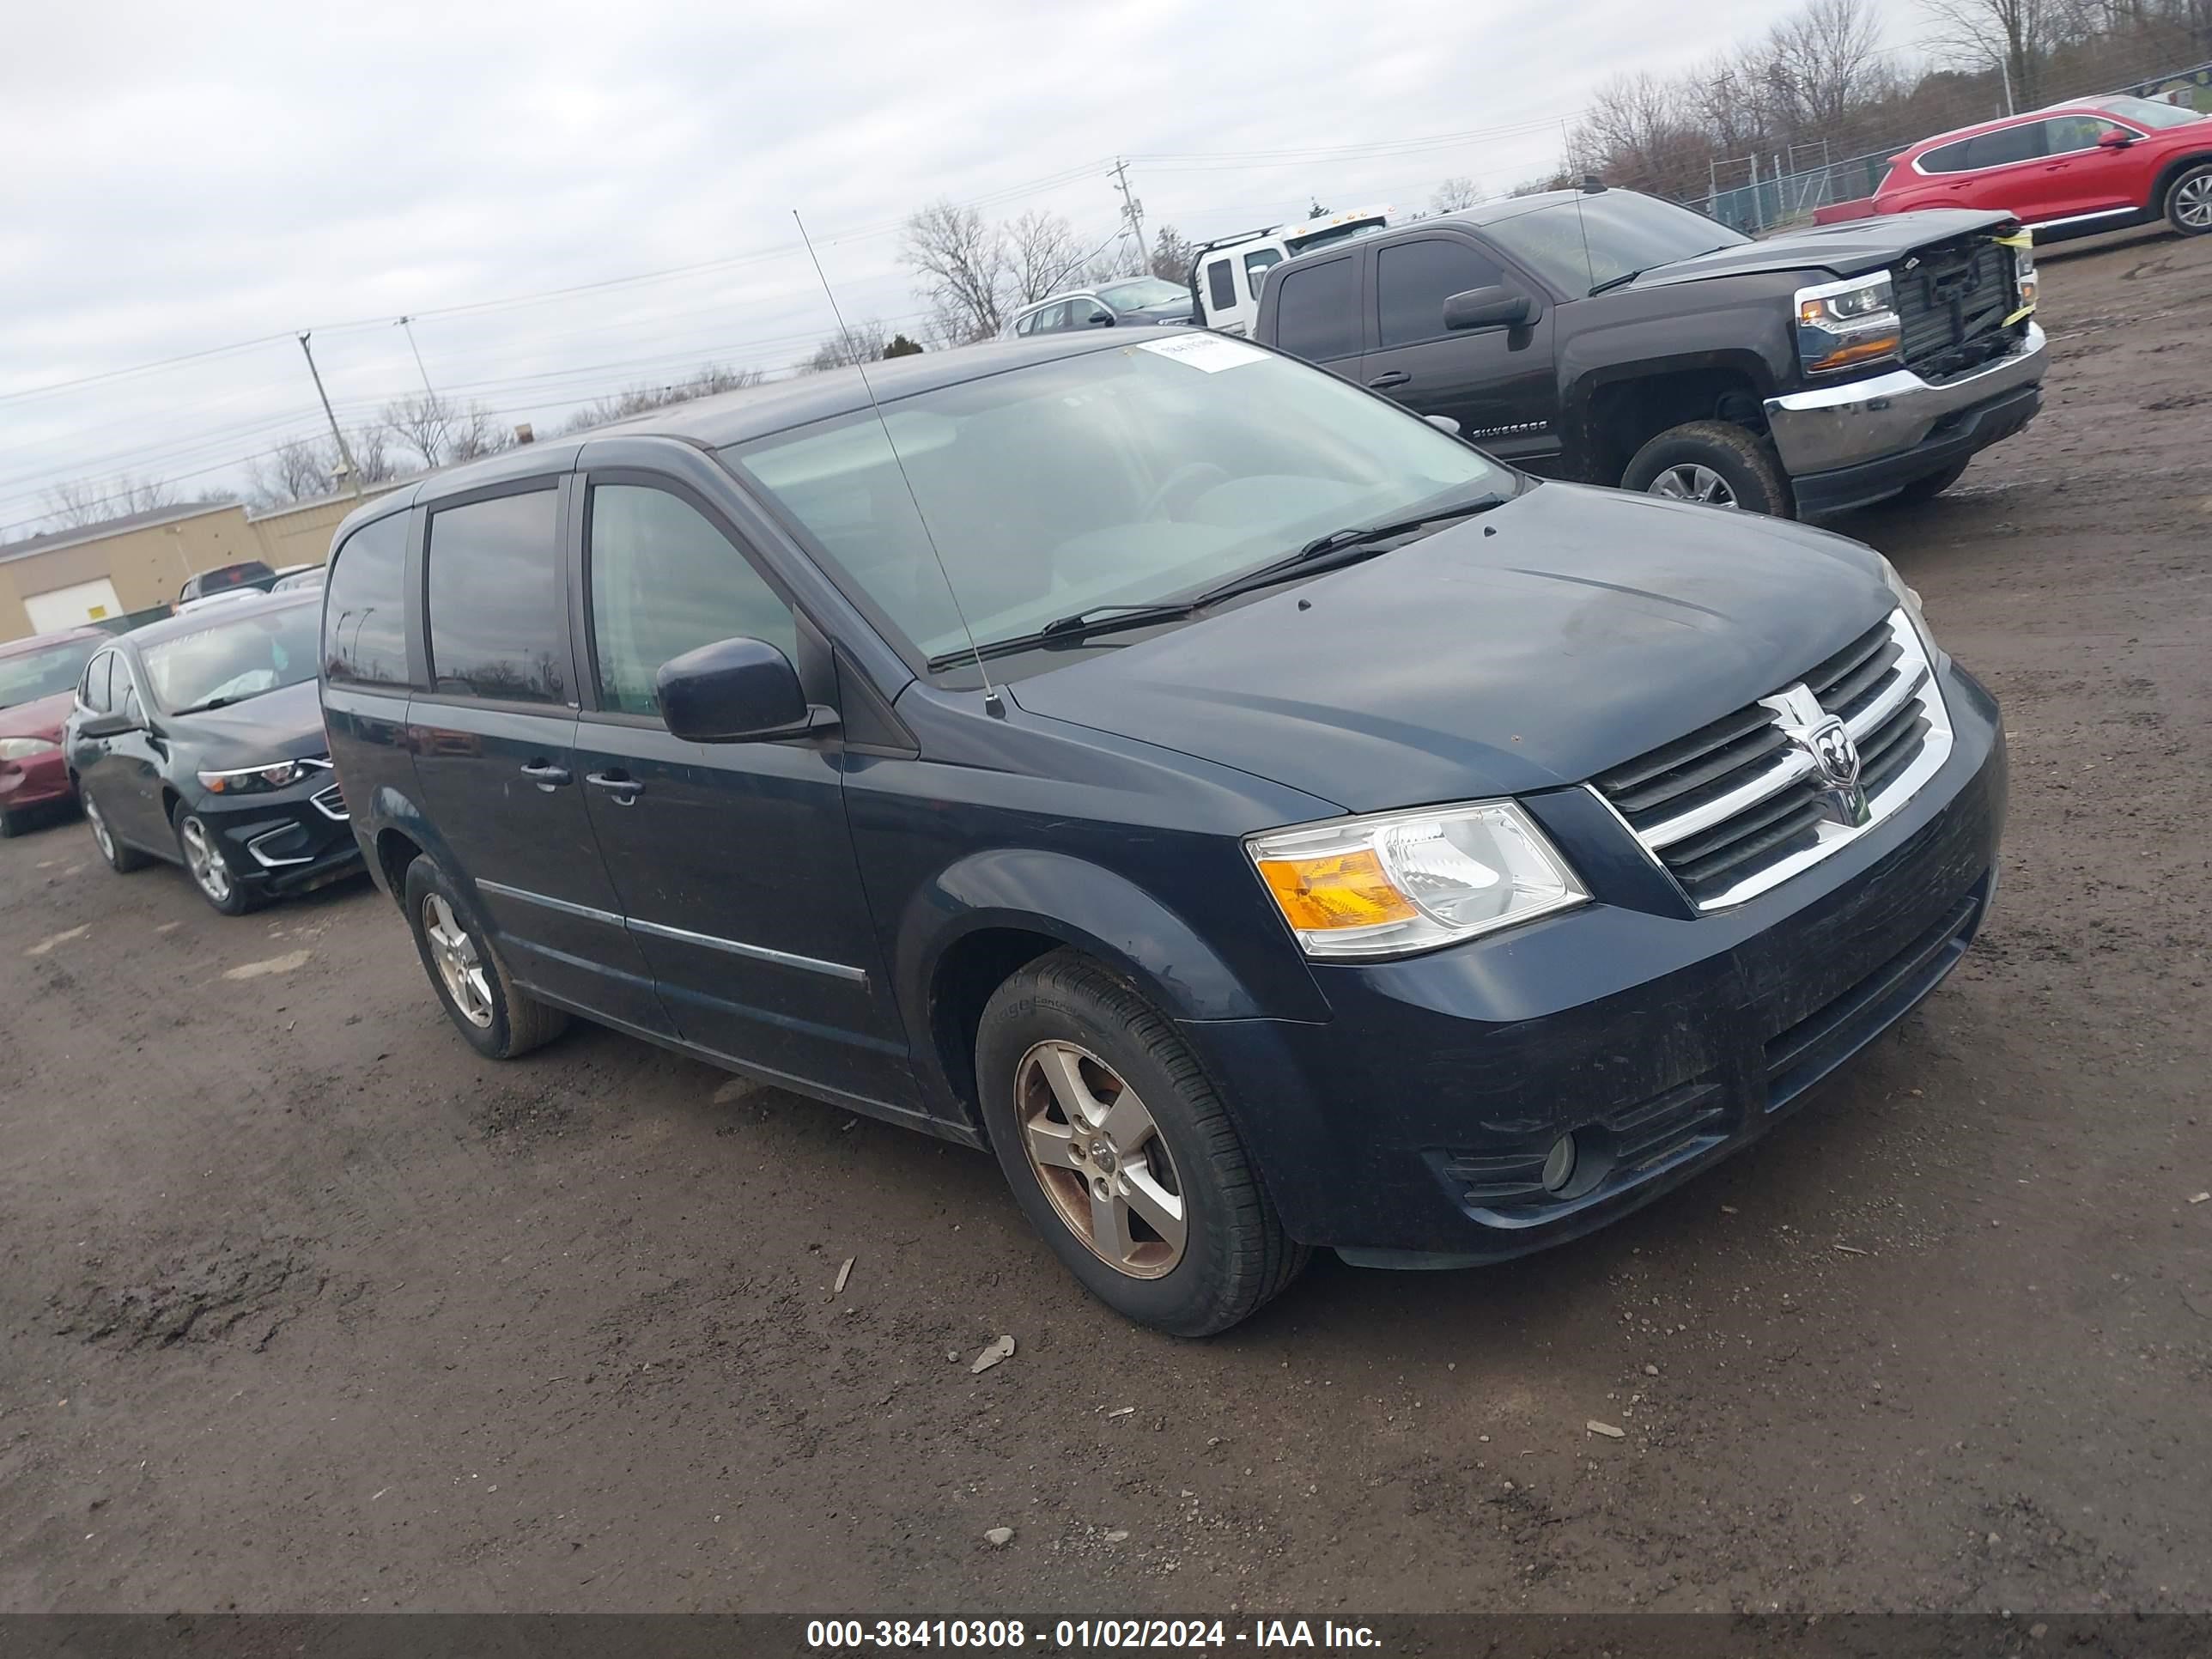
[1895,239,2015,380]
[1592,609,1952,910]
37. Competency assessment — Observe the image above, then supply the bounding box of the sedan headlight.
[198,758,316,794]
[0,736,59,761]
[1247,800,1588,959]
[1796,271,1901,374]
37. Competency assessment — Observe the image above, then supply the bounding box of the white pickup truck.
[1187,207,1390,336]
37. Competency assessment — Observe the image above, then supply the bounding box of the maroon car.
[0,626,106,836]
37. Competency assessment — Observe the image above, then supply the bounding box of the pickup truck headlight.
[2011,236,2037,313]
[1796,271,1901,374]
[1248,801,1588,959]
[0,736,58,761]
[198,758,315,794]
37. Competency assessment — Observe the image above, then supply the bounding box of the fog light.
[1541,1133,1578,1194]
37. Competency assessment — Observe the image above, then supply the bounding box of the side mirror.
[655,637,827,744]
[1425,414,1463,435]
[76,711,139,739]
[1085,309,1115,327]
[1443,286,1538,331]
[2096,127,2136,148]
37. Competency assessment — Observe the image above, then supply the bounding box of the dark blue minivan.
[319,330,2004,1334]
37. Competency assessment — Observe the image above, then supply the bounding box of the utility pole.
[1109,158,1147,276]
[296,332,363,500]
[395,315,438,399]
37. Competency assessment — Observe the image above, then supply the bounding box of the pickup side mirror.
[655,637,830,744]
[1443,286,1539,331]
[76,710,140,740]
[2096,127,2136,148]
[1425,414,1464,435]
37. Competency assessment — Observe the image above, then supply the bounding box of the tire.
[173,806,262,915]
[0,809,19,839]
[402,855,569,1060]
[1621,420,1796,519]
[80,786,152,872]
[1889,458,1972,505]
[2165,162,2212,236]
[975,949,1307,1335]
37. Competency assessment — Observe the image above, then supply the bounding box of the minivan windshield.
[1096,276,1190,313]
[141,601,319,714]
[725,338,1513,671]
[0,637,100,709]
[1481,191,1747,295]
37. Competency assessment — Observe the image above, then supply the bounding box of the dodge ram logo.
[1806,715,1861,792]
[1761,686,1871,828]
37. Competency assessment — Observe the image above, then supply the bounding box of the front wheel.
[1621,420,1795,518]
[2166,163,2212,235]
[173,809,259,915]
[975,950,1307,1335]
[402,855,569,1060]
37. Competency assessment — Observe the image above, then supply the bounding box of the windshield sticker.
[1136,334,1268,373]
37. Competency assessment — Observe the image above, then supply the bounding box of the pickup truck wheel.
[1889,458,1972,505]
[1622,421,1795,519]
[2166,163,2212,234]
[975,949,1308,1335]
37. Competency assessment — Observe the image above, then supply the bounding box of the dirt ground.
[3,227,2209,1618]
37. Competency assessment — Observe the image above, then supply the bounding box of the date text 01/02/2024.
[803,1619,1382,1649]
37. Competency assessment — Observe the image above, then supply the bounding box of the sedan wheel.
[1648,463,1738,508]
[173,811,253,913]
[422,893,495,1029]
[1016,1039,1187,1279]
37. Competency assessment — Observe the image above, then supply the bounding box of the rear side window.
[323,513,411,687]
[586,485,798,717]
[424,489,567,704]
[1271,257,1359,362]
[1376,238,1505,348]
[1918,140,1973,174]
[1964,122,2048,168]
[1206,259,1237,312]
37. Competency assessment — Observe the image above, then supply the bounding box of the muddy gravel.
[3,226,2209,1616]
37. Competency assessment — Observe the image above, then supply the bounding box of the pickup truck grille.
[1895,238,2016,381]
[1592,611,1952,909]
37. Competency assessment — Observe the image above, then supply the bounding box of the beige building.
[0,485,404,643]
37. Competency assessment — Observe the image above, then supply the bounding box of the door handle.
[520,760,573,791]
[586,770,642,803]
[1368,370,1413,389]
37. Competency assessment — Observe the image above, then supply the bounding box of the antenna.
[791,210,1005,719]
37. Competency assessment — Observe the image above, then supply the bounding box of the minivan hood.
[167,677,328,766]
[1007,482,1895,812]
[1633,207,2017,288]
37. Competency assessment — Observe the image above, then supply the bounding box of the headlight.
[0,736,58,761]
[198,758,315,794]
[1877,556,1929,636]
[2011,234,2037,312]
[1247,800,1588,959]
[1795,271,1901,374]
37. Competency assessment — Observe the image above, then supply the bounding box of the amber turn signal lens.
[1255,848,1419,933]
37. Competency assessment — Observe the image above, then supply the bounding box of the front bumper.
[1765,321,2046,514]
[1176,661,2007,1261]
[0,750,75,814]
[202,775,364,895]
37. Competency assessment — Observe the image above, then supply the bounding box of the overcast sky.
[0,0,1929,538]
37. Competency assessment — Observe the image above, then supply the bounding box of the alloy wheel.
[423,893,494,1028]
[1649,464,1738,507]
[1015,1040,1187,1279]
[179,817,232,903]
[2176,174,2212,230]
[85,793,116,863]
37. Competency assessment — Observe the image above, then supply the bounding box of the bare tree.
[41,474,180,528]
[1006,210,1087,305]
[1430,176,1484,213]
[1149,224,1196,284]
[900,199,1010,342]
[805,322,888,373]
[381,392,513,470]
[1921,0,2058,104]
[560,363,765,434]
[1768,0,1896,131]
[244,428,398,508]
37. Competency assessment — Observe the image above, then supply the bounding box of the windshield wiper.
[173,693,251,715]
[1589,244,1736,295]
[1195,494,1511,605]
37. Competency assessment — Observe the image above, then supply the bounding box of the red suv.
[1817,94,2211,240]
